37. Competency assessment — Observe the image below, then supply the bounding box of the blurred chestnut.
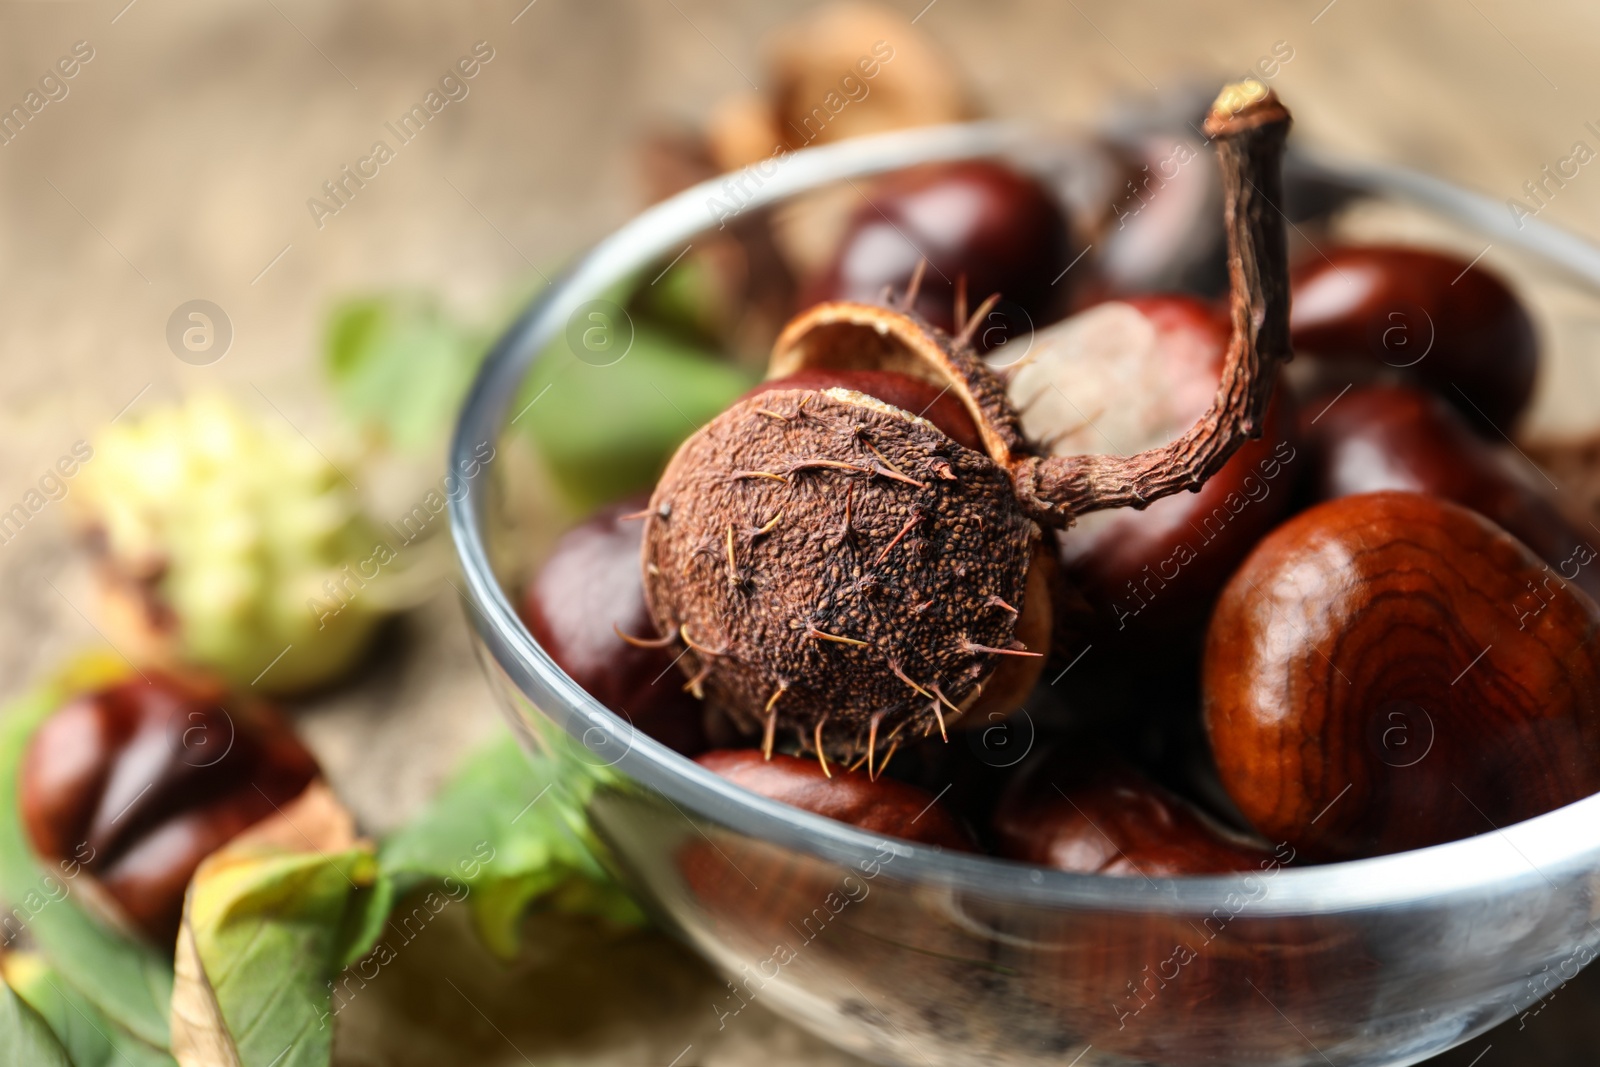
[993,747,1276,875]
[875,729,1022,846]
[521,498,709,755]
[697,750,974,850]
[1011,295,1301,641]
[705,5,972,171]
[1305,383,1600,603]
[802,160,1076,343]
[1530,432,1600,531]
[1093,135,1227,300]
[1205,491,1600,860]
[678,749,977,1011]
[1289,244,1538,431]
[746,367,984,453]
[19,671,318,945]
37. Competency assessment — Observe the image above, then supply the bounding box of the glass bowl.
[448,120,1600,1067]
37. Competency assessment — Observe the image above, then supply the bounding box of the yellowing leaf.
[170,784,379,1067]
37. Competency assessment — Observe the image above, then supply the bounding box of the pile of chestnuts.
[521,78,1599,878]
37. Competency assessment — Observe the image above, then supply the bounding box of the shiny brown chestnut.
[19,671,319,945]
[520,498,709,755]
[697,749,974,850]
[1304,383,1600,604]
[993,747,1276,875]
[1289,244,1538,431]
[1205,491,1600,861]
[802,159,1075,342]
[1015,295,1301,640]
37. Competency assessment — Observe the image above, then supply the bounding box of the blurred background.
[5,0,1600,1063]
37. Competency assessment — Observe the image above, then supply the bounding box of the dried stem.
[1013,80,1293,525]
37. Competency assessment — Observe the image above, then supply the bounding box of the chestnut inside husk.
[520,77,1600,874]
[640,81,1294,764]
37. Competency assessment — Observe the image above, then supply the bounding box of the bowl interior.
[448,119,1600,917]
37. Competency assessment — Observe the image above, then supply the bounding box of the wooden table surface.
[4,1,1599,1063]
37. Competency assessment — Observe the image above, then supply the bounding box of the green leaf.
[0,658,174,1048]
[4,954,175,1067]
[323,281,753,506]
[515,325,755,511]
[172,831,379,1067]
[378,735,644,959]
[0,968,74,1067]
[631,253,728,348]
[323,294,489,453]
[330,873,396,974]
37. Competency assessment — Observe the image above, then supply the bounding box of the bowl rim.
[449,118,1600,917]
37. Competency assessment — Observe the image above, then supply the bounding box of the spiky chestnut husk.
[73,394,383,695]
[643,382,1046,760]
[644,81,1294,761]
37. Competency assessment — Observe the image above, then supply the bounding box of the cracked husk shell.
[642,386,1038,755]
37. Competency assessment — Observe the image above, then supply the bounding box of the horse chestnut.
[19,671,319,945]
[993,747,1274,875]
[1304,383,1600,604]
[73,393,383,694]
[1205,491,1600,860]
[802,160,1075,342]
[1012,295,1300,638]
[642,83,1295,763]
[697,749,973,850]
[520,498,709,755]
[1289,244,1538,431]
